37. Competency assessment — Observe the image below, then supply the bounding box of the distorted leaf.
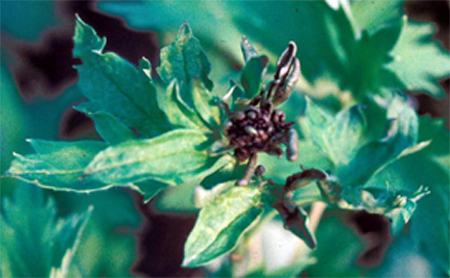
[157,22,213,97]
[84,129,231,186]
[157,81,206,130]
[192,80,221,129]
[5,140,107,192]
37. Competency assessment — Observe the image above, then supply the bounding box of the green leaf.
[1,66,85,193]
[99,1,355,94]
[154,183,199,214]
[245,256,316,278]
[258,141,332,185]
[1,184,92,277]
[306,212,366,277]
[73,16,169,138]
[316,174,430,231]
[193,182,234,209]
[157,81,207,130]
[156,23,220,131]
[301,98,368,167]
[5,139,170,200]
[192,80,221,129]
[240,55,269,99]
[5,140,108,192]
[301,94,421,186]
[386,20,450,97]
[74,102,136,145]
[200,160,246,189]
[346,18,405,96]
[73,15,106,56]
[365,117,449,273]
[101,1,448,98]
[157,22,213,95]
[350,0,404,34]
[84,129,231,186]
[337,95,419,186]
[183,186,263,267]
[132,180,169,203]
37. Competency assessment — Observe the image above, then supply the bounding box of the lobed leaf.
[156,23,221,131]
[102,1,449,99]
[100,1,355,95]
[350,0,450,97]
[73,16,169,138]
[345,18,405,97]
[386,21,450,97]
[301,94,421,186]
[183,186,263,267]
[1,185,91,277]
[337,94,419,186]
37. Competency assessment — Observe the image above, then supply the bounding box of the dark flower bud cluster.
[223,41,301,164]
[224,103,294,162]
[219,41,301,186]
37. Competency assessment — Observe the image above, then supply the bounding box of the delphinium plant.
[2,1,449,277]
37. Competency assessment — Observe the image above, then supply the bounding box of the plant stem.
[309,201,328,233]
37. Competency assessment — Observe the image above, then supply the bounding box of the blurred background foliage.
[1,0,448,277]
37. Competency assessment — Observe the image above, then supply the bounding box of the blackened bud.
[254,165,266,176]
